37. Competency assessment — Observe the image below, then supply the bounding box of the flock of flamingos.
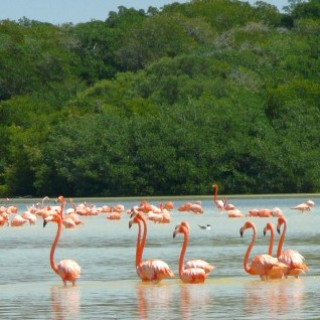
[0,184,314,285]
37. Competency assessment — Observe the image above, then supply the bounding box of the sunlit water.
[1,196,320,319]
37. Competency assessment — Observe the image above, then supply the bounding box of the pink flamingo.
[271,207,284,217]
[178,202,192,212]
[290,201,314,213]
[22,211,37,225]
[189,201,204,214]
[43,196,81,285]
[240,221,288,280]
[163,201,174,210]
[173,221,214,283]
[0,212,9,226]
[129,210,174,282]
[212,184,236,210]
[212,184,225,209]
[276,216,309,278]
[11,214,28,227]
[227,208,243,218]
[107,212,122,220]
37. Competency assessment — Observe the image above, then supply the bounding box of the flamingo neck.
[244,225,256,274]
[136,219,143,266]
[179,229,189,277]
[268,226,275,256]
[50,218,62,275]
[137,215,147,267]
[277,221,287,257]
[59,198,66,218]
[213,185,218,203]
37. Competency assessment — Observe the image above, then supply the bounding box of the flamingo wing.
[58,259,81,283]
[278,249,309,271]
[181,268,206,283]
[251,254,288,279]
[138,259,175,282]
[185,259,215,274]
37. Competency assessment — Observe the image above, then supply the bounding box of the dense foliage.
[0,0,319,197]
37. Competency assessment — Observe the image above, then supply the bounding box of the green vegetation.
[0,0,319,197]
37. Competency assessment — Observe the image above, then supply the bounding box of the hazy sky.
[0,0,289,25]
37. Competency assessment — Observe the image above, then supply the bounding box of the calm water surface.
[1,196,320,319]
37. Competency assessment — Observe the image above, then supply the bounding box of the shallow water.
[1,196,320,319]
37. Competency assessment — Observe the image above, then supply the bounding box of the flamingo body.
[184,259,214,274]
[228,209,243,218]
[278,249,309,277]
[138,259,174,282]
[180,267,207,284]
[57,259,81,284]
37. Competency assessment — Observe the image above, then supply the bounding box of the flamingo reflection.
[51,285,81,320]
[180,284,212,320]
[136,283,173,320]
[244,279,305,317]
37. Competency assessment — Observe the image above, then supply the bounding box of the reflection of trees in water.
[244,279,305,318]
[51,286,81,320]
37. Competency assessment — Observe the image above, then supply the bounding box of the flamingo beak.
[129,220,133,229]
[173,225,180,238]
[263,228,267,236]
[277,226,281,234]
[240,228,244,237]
[43,220,48,228]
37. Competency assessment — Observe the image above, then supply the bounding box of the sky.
[0,0,290,25]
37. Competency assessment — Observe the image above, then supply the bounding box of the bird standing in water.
[43,196,81,286]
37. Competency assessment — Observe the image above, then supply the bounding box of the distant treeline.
[0,0,320,197]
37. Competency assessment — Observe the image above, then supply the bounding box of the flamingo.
[163,201,174,210]
[0,212,9,226]
[271,207,284,217]
[212,184,225,210]
[173,221,214,283]
[212,184,236,210]
[240,221,288,280]
[189,202,204,214]
[290,201,314,213]
[22,211,37,225]
[10,214,28,227]
[276,216,309,278]
[43,196,81,286]
[227,208,243,218]
[106,210,122,220]
[129,209,174,282]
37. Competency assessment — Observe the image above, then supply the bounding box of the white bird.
[198,224,211,230]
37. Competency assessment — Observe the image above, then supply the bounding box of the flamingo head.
[173,221,190,238]
[58,195,66,204]
[128,211,141,229]
[307,200,315,207]
[276,216,287,234]
[240,221,256,237]
[263,222,275,236]
[43,213,61,227]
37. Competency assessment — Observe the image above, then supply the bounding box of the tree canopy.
[0,0,319,197]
